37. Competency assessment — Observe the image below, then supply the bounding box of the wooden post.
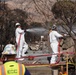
[66,53,68,75]
[61,66,64,73]
[52,69,58,75]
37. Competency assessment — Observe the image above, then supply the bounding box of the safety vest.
[0,61,26,75]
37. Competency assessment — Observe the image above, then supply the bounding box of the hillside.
[5,0,56,24]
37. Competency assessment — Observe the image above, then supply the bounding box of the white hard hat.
[2,44,16,55]
[15,22,21,26]
[52,24,57,30]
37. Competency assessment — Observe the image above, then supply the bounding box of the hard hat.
[52,24,57,30]
[15,22,21,26]
[2,44,16,55]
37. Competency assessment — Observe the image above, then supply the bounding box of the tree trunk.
[73,39,76,63]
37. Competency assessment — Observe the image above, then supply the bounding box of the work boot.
[25,51,28,54]
[22,54,27,57]
[17,58,24,61]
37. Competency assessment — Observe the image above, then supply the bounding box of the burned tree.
[52,1,76,63]
[0,2,28,51]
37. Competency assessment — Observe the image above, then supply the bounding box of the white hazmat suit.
[49,30,63,64]
[15,23,28,58]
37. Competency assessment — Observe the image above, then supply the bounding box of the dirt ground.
[27,67,52,75]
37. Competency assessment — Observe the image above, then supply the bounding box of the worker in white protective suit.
[49,25,63,64]
[15,23,28,60]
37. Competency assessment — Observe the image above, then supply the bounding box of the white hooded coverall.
[49,30,63,64]
[15,27,28,58]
